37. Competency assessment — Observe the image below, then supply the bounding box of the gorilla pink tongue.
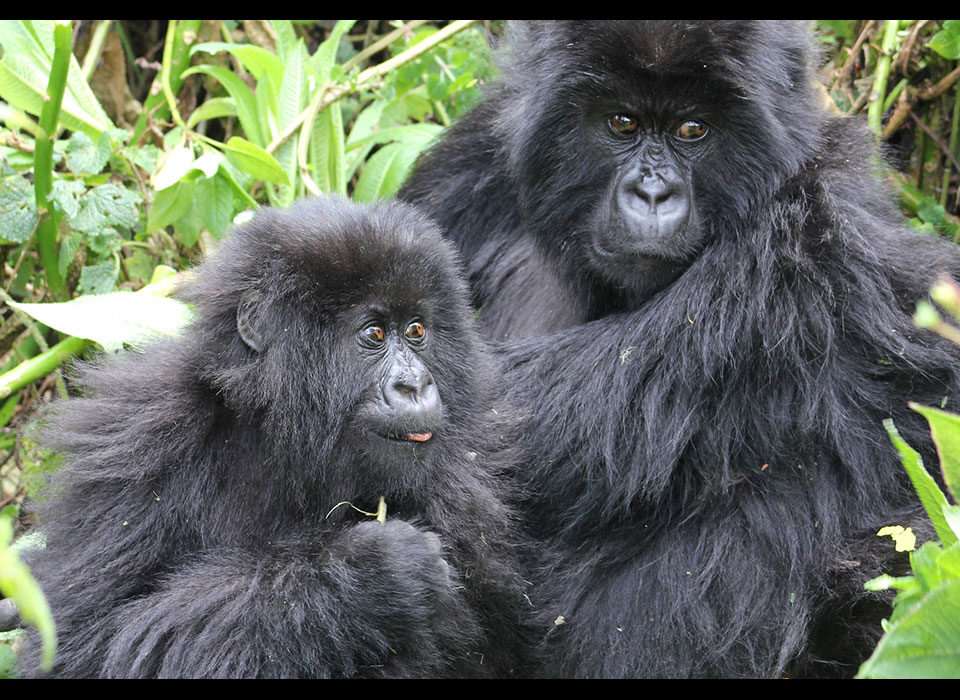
[404,432,433,442]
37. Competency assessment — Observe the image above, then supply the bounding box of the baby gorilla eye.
[675,120,708,141]
[361,324,385,344]
[405,321,426,341]
[608,114,639,135]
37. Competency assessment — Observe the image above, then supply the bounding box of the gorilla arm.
[94,520,481,679]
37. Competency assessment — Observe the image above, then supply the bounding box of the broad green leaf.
[0,20,112,138]
[308,20,356,82]
[222,137,289,186]
[345,123,444,152]
[191,42,285,88]
[190,150,225,179]
[196,174,236,238]
[911,402,960,501]
[929,20,960,60]
[77,260,117,295]
[343,99,387,181]
[70,183,141,234]
[63,130,111,176]
[182,65,263,146]
[857,580,960,678]
[0,175,37,244]
[186,97,237,130]
[884,418,958,548]
[48,178,85,219]
[9,291,194,352]
[148,180,195,232]
[353,140,433,202]
[271,20,298,65]
[309,101,345,195]
[0,512,55,671]
[151,142,195,191]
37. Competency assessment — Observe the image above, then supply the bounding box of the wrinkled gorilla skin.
[19,197,532,678]
[402,21,960,677]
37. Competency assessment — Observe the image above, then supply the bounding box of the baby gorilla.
[18,197,531,678]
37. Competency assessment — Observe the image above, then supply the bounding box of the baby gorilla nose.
[382,361,442,441]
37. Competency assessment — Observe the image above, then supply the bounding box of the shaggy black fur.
[19,197,532,678]
[401,21,960,677]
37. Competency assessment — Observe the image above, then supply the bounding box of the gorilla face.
[348,308,444,466]
[500,20,824,300]
[585,108,713,289]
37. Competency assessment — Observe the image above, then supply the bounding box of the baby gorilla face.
[352,313,444,465]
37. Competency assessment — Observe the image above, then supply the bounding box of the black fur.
[19,197,532,678]
[402,20,960,677]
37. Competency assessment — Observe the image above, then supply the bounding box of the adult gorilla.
[401,21,960,677]
[18,197,532,678]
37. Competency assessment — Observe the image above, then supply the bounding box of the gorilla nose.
[630,174,689,226]
[384,367,441,423]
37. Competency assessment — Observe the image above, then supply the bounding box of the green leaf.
[148,179,194,232]
[63,130,112,176]
[182,64,263,146]
[0,20,113,139]
[48,178,85,219]
[196,174,236,238]
[9,291,194,352]
[910,403,960,508]
[185,97,237,130]
[929,20,960,60]
[191,42,285,88]
[345,123,444,152]
[70,183,141,234]
[308,20,356,82]
[151,141,195,191]
[0,174,37,244]
[353,138,435,202]
[857,581,960,678]
[77,260,117,295]
[309,101,345,195]
[0,512,55,672]
[884,418,957,548]
[222,137,289,186]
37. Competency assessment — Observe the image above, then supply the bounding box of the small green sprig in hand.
[325,496,388,525]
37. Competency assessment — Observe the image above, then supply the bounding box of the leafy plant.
[858,278,960,678]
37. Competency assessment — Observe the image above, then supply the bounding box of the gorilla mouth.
[400,431,433,442]
[377,430,434,444]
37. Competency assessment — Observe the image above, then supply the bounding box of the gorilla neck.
[585,262,687,321]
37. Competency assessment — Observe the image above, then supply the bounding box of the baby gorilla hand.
[334,519,479,672]
[344,519,453,594]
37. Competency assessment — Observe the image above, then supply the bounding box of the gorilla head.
[494,20,826,299]
[181,197,480,497]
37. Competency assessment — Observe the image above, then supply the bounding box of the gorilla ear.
[237,289,266,353]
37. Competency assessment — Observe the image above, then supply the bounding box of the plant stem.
[33,20,72,301]
[941,81,960,209]
[868,20,901,135]
[80,20,113,83]
[131,20,202,144]
[0,336,90,399]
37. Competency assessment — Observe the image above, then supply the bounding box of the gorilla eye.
[608,114,639,135]
[361,324,385,344]
[405,321,426,341]
[675,120,708,141]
